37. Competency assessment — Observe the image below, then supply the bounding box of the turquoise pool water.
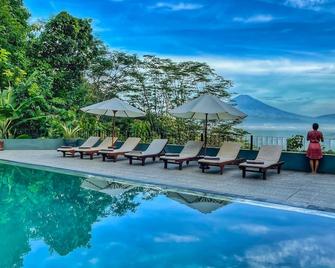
[0,163,334,268]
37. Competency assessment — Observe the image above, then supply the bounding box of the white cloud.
[92,19,111,33]
[233,14,274,23]
[229,224,270,235]
[88,258,99,265]
[284,0,326,9]
[168,56,335,75]
[28,17,46,24]
[258,0,330,12]
[154,233,200,243]
[152,2,203,11]
[237,235,335,268]
[211,58,335,75]
[93,26,112,33]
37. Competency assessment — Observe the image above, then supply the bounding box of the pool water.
[0,163,334,268]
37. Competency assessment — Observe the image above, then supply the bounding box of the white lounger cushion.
[199,142,241,164]
[100,137,141,153]
[240,145,282,168]
[58,136,100,152]
[161,140,204,160]
[126,139,168,156]
[76,137,117,152]
[256,145,282,163]
[80,136,101,148]
[118,137,141,152]
[97,136,117,149]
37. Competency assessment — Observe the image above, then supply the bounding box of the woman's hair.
[312,123,319,130]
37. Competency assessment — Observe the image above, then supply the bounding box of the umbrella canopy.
[81,178,135,197]
[167,192,229,214]
[81,98,145,139]
[99,182,134,197]
[81,98,145,117]
[170,94,247,154]
[170,94,246,120]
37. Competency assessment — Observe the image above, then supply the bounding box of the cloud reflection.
[154,233,200,243]
[236,235,335,268]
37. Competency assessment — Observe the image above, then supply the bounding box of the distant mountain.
[317,114,335,122]
[232,95,313,124]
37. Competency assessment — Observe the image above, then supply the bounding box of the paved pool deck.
[0,150,334,212]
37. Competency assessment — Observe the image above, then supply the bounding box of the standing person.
[306,123,324,174]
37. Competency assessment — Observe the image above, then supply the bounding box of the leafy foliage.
[0,0,30,88]
[29,11,98,108]
[0,1,245,144]
[60,123,81,139]
[287,135,304,151]
[0,88,44,138]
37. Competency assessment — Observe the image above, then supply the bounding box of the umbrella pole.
[112,110,116,142]
[204,113,208,156]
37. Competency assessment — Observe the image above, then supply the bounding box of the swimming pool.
[0,163,334,268]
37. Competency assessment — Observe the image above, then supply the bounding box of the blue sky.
[24,0,335,115]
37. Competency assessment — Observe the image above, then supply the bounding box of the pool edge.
[0,158,334,218]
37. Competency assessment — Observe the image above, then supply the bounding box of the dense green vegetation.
[0,0,245,144]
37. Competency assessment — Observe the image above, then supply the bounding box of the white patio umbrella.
[81,98,145,139]
[167,192,229,214]
[170,94,247,154]
[81,178,134,197]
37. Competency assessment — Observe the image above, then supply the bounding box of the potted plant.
[61,124,81,146]
[0,120,9,151]
[0,137,4,151]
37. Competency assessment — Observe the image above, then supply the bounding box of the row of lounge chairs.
[57,137,284,179]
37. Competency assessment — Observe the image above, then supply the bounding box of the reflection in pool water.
[0,163,334,268]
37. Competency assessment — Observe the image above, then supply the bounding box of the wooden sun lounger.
[160,141,204,170]
[57,136,100,157]
[75,137,118,159]
[124,139,168,166]
[239,145,285,180]
[99,137,141,162]
[198,142,244,174]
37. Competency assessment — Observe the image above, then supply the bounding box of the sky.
[24,0,335,116]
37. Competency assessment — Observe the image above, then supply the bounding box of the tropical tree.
[0,0,30,89]
[29,11,99,108]
[87,47,138,101]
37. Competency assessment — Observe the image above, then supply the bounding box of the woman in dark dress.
[306,123,324,174]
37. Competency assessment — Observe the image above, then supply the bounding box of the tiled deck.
[0,150,334,212]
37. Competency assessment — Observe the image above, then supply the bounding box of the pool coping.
[1,158,335,218]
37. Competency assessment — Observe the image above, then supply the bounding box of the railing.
[250,135,288,150]
[80,129,116,140]
[22,127,335,154]
[246,135,335,153]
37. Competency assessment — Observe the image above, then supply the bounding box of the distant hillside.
[317,114,335,122]
[232,95,314,124]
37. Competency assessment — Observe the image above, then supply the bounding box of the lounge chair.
[99,137,141,162]
[160,141,204,170]
[239,145,284,180]
[57,136,100,157]
[198,142,244,174]
[124,139,168,166]
[76,137,118,160]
